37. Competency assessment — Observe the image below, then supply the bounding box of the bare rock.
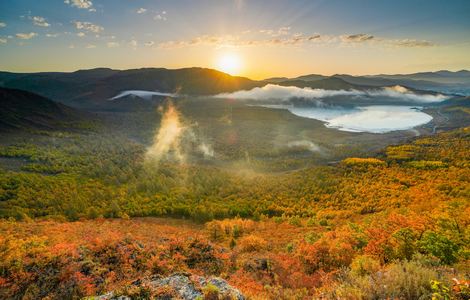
[87,272,245,300]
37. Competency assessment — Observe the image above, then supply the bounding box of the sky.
[0,0,470,79]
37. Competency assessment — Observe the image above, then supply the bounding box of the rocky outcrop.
[88,273,245,300]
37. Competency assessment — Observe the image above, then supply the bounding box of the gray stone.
[88,273,245,300]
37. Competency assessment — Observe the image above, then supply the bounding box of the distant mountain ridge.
[264,70,470,82]
[1,68,468,111]
[276,76,363,90]
[266,70,470,95]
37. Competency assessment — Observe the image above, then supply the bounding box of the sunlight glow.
[216,53,242,75]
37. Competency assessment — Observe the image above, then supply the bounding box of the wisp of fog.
[146,101,215,164]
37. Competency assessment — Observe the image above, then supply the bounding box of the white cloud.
[64,0,95,11]
[16,32,37,40]
[136,8,147,14]
[107,41,119,48]
[73,21,103,33]
[85,44,96,48]
[154,11,167,21]
[77,32,85,37]
[31,16,50,27]
[144,41,155,47]
[0,22,6,28]
[0,38,7,44]
[215,84,449,103]
[129,39,138,49]
[46,33,60,37]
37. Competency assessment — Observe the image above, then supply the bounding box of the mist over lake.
[259,104,433,133]
[214,84,444,133]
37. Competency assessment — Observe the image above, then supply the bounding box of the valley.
[0,68,469,299]
[2,1,470,298]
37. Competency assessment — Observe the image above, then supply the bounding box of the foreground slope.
[0,120,469,298]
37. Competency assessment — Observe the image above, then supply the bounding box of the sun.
[216,53,242,75]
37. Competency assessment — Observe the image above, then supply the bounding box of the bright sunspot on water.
[216,53,242,75]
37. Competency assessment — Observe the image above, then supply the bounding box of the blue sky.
[1,0,469,78]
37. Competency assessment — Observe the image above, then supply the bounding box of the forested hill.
[0,87,90,132]
[0,68,260,109]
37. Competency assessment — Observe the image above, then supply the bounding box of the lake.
[259,104,433,133]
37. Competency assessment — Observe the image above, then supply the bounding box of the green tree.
[419,232,459,264]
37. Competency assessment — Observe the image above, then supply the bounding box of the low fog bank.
[110,90,177,100]
[215,84,449,104]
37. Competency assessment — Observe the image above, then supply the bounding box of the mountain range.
[0,68,469,111]
[266,70,470,95]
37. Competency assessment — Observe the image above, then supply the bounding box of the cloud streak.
[16,32,37,40]
[341,34,374,43]
[158,29,435,49]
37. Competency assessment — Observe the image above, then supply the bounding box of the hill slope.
[0,87,88,131]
